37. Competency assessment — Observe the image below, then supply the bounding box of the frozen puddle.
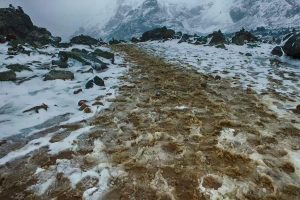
[0,43,128,139]
[141,40,300,118]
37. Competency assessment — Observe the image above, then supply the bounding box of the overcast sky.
[0,0,118,39]
[0,0,214,39]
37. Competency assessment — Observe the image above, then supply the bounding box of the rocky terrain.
[0,5,300,200]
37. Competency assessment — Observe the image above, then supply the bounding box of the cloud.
[0,0,118,39]
[0,0,231,39]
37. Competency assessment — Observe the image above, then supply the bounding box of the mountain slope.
[79,0,300,40]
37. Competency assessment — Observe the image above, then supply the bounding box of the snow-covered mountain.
[79,0,300,40]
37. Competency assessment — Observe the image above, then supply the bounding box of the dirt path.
[0,44,299,200]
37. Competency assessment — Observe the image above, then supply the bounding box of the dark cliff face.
[0,6,59,45]
[0,7,35,39]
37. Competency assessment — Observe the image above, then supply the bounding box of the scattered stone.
[52,59,68,68]
[178,34,191,43]
[83,107,92,113]
[282,32,300,58]
[23,103,48,113]
[140,26,175,42]
[79,103,89,111]
[215,43,226,49]
[73,89,82,95]
[92,63,108,72]
[70,35,101,46]
[209,30,226,46]
[44,70,74,81]
[93,76,105,87]
[271,46,283,57]
[215,75,221,80]
[292,105,300,114]
[202,176,222,190]
[232,28,258,45]
[93,49,115,60]
[92,101,104,106]
[85,80,94,89]
[6,64,32,72]
[245,53,252,56]
[81,68,93,74]
[0,70,16,81]
[78,100,88,106]
[131,37,140,43]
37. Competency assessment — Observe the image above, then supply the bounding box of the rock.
[271,46,283,57]
[93,76,105,87]
[282,33,300,58]
[81,68,94,74]
[293,105,300,114]
[59,49,106,66]
[131,37,140,43]
[85,80,94,89]
[209,30,226,46]
[84,107,92,113]
[6,64,32,72]
[52,60,68,68]
[109,39,126,45]
[232,28,258,45]
[44,70,74,81]
[79,103,89,111]
[23,103,48,113]
[73,89,82,95]
[70,35,101,46]
[0,35,5,43]
[78,100,88,106]
[0,70,16,81]
[93,49,114,60]
[215,75,221,80]
[140,27,175,42]
[215,43,226,49]
[92,101,104,106]
[245,53,252,56]
[178,34,191,43]
[92,63,109,72]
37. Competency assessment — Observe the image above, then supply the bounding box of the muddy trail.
[0,44,299,200]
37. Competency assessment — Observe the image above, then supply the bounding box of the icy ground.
[0,43,127,139]
[141,40,300,119]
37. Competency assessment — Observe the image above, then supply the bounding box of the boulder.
[0,35,5,43]
[282,33,300,58]
[93,76,105,87]
[140,27,175,42]
[93,49,114,60]
[70,35,101,46]
[178,34,191,43]
[6,64,32,72]
[52,60,68,68]
[92,63,108,72]
[131,37,140,43]
[44,70,74,81]
[85,80,94,89]
[209,30,225,46]
[0,70,16,81]
[271,46,283,57]
[232,28,258,45]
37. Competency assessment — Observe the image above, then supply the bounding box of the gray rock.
[52,60,68,68]
[271,46,283,57]
[0,70,16,81]
[6,64,32,72]
[94,76,105,87]
[232,28,258,45]
[283,33,300,58]
[44,70,74,81]
[209,30,225,46]
[85,80,94,89]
